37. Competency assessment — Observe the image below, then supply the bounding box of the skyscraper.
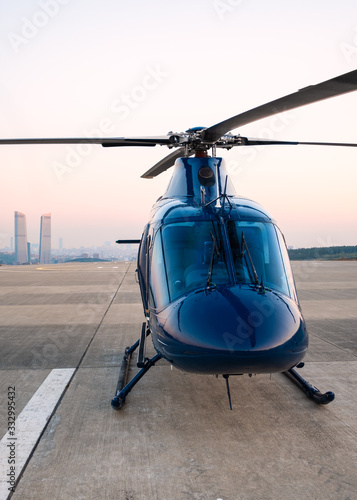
[14,211,28,263]
[39,213,51,264]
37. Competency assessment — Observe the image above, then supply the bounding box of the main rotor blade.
[202,69,357,143]
[0,136,172,147]
[235,138,357,147]
[141,147,187,179]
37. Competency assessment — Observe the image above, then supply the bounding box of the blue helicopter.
[2,69,357,409]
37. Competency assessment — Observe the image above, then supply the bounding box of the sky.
[1,0,357,249]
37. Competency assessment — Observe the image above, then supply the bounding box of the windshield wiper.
[241,231,259,286]
[206,231,220,288]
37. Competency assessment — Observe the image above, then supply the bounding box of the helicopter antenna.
[223,375,233,410]
[204,174,233,211]
[221,175,228,213]
[214,162,220,209]
[220,175,233,213]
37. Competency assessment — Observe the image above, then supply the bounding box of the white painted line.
[0,368,75,499]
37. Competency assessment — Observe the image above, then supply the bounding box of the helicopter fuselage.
[136,156,308,375]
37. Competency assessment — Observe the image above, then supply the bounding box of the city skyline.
[12,211,53,263]
[2,212,124,254]
[1,212,137,264]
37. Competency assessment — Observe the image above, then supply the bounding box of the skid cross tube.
[111,353,162,409]
[111,324,162,409]
[283,366,335,405]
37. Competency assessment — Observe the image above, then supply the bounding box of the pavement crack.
[75,264,131,371]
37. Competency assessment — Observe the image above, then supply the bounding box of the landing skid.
[111,323,162,409]
[111,328,335,408]
[283,363,335,405]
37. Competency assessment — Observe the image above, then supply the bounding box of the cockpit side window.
[137,224,150,311]
[274,226,298,302]
[149,229,170,310]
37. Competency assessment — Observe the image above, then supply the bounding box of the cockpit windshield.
[149,219,297,309]
[226,220,297,300]
[161,221,229,302]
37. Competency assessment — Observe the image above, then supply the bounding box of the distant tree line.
[1,246,357,265]
[0,253,16,264]
[288,245,357,260]
[63,257,110,263]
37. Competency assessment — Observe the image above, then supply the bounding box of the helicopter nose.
[161,285,308,374]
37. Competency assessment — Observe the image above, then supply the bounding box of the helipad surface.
[0,261,356,499]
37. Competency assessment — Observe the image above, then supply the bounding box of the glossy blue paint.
[163,157,236,203]
[151,285,308,374]
[137,156,309,375]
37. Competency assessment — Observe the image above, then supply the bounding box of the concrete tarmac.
[0,260,356,500]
